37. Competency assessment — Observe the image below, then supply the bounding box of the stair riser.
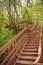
[20,54,38,56]
[27,42,39,44]
[25,44,39,46]
[18,58,36,61]
[22,50,38,52]
[24,47,38,49]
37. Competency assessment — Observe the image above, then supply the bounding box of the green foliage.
[0,0,43,47]
[0,28,16,48]
[21,0,43,27]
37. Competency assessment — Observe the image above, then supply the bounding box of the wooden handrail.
[0,27,27,56]
[0,33,27,65]
[34,31,42,64]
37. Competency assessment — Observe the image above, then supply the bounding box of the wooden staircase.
[15,28,40,65]
[0,24,42,65]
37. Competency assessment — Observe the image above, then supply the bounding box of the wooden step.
[23,49,38,52]
[25,46,38,47]
[24,46,38,49]
[36,63,43,65]
[18,56,36,61]
[26,44,39,46]
[21,52,38,56]
[15,60,34,65]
